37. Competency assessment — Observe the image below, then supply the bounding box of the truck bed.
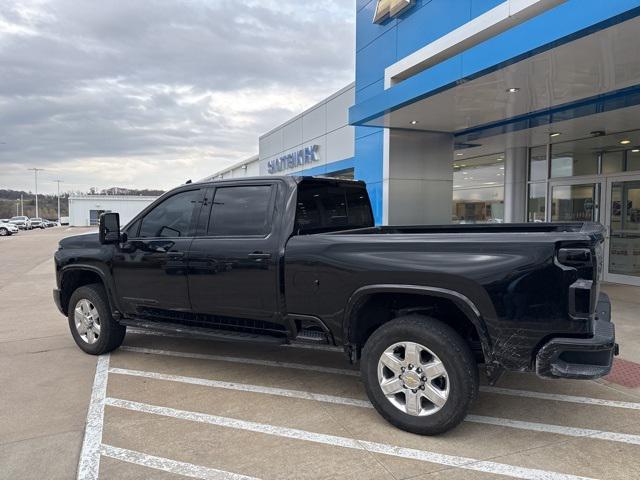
[328,222,605,236]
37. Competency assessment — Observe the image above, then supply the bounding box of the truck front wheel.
[68,283,126,355]
[361,314,478,435]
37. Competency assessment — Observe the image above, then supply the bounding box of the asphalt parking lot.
[2,228,640,479]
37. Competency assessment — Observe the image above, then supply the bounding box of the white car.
[0,221,19,236]
[9,216,31,230]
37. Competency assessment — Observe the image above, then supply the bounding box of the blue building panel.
[395,0,472,60]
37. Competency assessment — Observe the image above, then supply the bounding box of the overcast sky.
[0,0,355,194]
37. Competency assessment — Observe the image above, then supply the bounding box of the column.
[384,130,454,225]
[504,147,528,223]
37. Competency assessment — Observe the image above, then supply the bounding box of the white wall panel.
[302,105,327,143]
[326,86,355,132]
[326,126,355,163]
[282,118,303,151]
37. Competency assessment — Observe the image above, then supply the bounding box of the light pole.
[27,168,44,218]
[15,200,19,216]
[54,180,63,222]
[20,194,23,216]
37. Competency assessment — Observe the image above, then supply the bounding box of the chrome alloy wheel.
[74,299,101,344]
[377,341,449,417]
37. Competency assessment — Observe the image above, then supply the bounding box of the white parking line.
[466,415,640,445]
[109,367,371,408]
[120,345,640,411]
[120,345,359,377]
[111,366,640,447]
[101,444,259,480]
[77,354,110,480]
[480,386,640,410]
[105,397,596,480]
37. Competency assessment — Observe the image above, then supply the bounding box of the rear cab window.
[295,180,374,234]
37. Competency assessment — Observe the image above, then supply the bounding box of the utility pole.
[20,194,23,216]
[15,200,19,216]
[27,168,44,218]
[54,180,63,222]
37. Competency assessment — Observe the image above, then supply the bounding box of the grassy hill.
[0,190,68,220]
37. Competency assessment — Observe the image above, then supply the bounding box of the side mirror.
[99,212,121,244]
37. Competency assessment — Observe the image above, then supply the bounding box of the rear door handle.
[248,252,272,260]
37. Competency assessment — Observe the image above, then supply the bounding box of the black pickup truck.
[53,176,617,435]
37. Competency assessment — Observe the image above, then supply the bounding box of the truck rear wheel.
[361,314,478,435]
[68,283,126,355]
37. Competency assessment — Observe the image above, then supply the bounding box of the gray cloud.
[0,0,355,193]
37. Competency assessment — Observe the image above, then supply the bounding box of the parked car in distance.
[30,218,46,229]
[59,216,69,226]
[9,216,31,230]
[0,220,19,236]
[53,176,617,436]
[43,220,56,228]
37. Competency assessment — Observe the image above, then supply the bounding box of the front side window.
[208,185,273,236]
[139,189,200,238]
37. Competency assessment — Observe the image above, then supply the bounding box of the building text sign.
[268,145,320,174]
[373,0,415,24]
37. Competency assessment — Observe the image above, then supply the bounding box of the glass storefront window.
[550,146,598,178]
[529,146,547,181]
[528,183,546,222]
[551,184,597,222]
[602,151,625,174]
[452,154,505,223]
[325,168,354,180]
[627,150,640,172]
[609,180,640,277]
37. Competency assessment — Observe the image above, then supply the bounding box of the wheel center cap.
[403,371,421,390]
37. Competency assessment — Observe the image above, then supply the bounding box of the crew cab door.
[112,187,203,317]
[188,182,281,321]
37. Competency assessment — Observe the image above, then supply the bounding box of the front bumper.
[53,288,64,315]
[536,292,618,379]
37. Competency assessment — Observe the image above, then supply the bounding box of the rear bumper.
[536,292,618,379]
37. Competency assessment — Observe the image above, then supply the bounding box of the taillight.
[557,248,591,266]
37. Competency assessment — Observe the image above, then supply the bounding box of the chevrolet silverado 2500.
[53,176,617,434]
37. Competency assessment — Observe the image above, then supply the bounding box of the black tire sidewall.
[68,284,125,355]
[0,228,8,236]
[361,315,478,435]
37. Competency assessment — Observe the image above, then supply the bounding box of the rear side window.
[139,189,200,238]
[208,185,273,236]
[295,183,373,234]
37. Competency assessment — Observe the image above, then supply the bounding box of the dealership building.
[209,0,640,285]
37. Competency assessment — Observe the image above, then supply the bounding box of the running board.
[121,319,286,345]
[292,329,331,344]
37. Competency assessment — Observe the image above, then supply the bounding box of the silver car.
[9,216,31,230]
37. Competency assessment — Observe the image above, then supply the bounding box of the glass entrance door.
[548,179,602,223]
[604,175,640,286]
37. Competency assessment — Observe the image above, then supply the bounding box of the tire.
[0,228,8,236]
[361,315,478,435]
[68,283,126,355]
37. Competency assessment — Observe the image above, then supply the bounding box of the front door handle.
[248,252,271,260]
[167,251,185,259]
